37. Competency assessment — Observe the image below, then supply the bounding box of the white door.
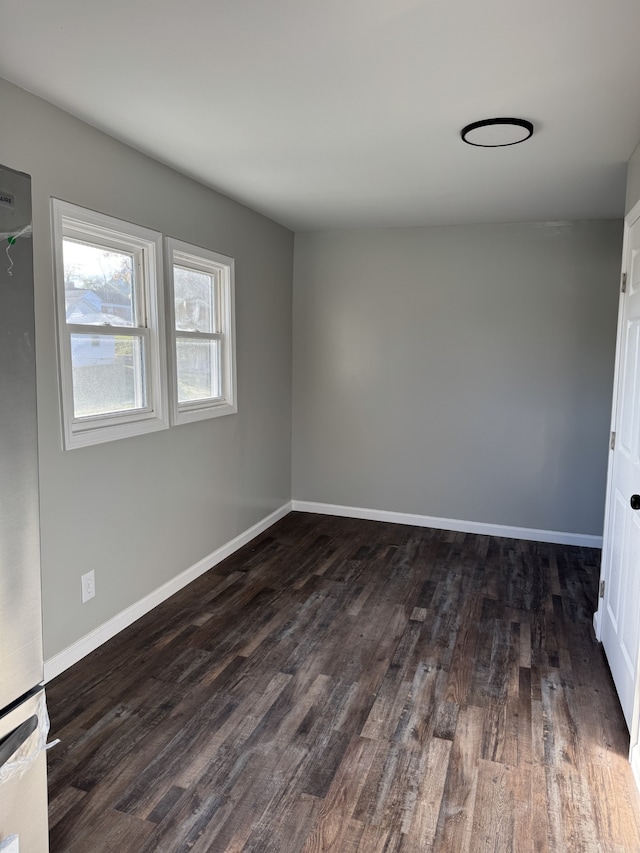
[600,204,640,730]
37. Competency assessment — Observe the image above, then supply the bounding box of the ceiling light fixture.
[460,117,534,148]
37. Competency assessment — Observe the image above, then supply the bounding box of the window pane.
[63,239,136,327]
[70,333,146,417]
[176,338,221,403]
[174,266,217,333]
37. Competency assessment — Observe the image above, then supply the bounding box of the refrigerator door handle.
[0,715,38,770]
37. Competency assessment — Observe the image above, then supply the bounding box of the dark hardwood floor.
[47,512,640,852]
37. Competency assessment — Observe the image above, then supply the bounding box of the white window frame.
[166,237,237,425]
[51,199,169,449]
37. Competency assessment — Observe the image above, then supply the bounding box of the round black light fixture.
[460,117,534,148]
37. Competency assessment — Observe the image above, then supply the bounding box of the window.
[166,238,237,425]
[52,200,168,449]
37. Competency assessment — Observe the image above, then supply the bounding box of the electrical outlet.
[81,570,95,603]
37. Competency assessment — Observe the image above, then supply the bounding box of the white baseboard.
[631,742,640,795]
[593,607,602,640]
[44,501,292,682]
[291,500,603,549]
[45,498,601,682]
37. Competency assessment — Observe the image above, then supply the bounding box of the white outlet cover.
[81,570,95,603]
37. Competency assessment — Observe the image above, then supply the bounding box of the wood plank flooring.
[46,512,640,852]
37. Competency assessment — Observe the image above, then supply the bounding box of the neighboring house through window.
[51,200,169,449]
[51,202,237,449]
[166,237,237,425]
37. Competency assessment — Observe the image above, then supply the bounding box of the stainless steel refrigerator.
[0,165,50,851]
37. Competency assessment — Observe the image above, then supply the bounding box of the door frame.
[595,196,640,789]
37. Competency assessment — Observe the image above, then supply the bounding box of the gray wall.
[626,139,640,214]
[0,78,293,659]
[293,221,622,536]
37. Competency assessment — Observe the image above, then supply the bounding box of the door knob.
[631,495,640,510]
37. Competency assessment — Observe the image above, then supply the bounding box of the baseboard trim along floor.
[45,499,602,681]
[44,501,293,682]
[291,500,603,549]
[632,742,640,793]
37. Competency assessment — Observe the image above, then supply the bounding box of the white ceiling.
[2,0,640,232]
